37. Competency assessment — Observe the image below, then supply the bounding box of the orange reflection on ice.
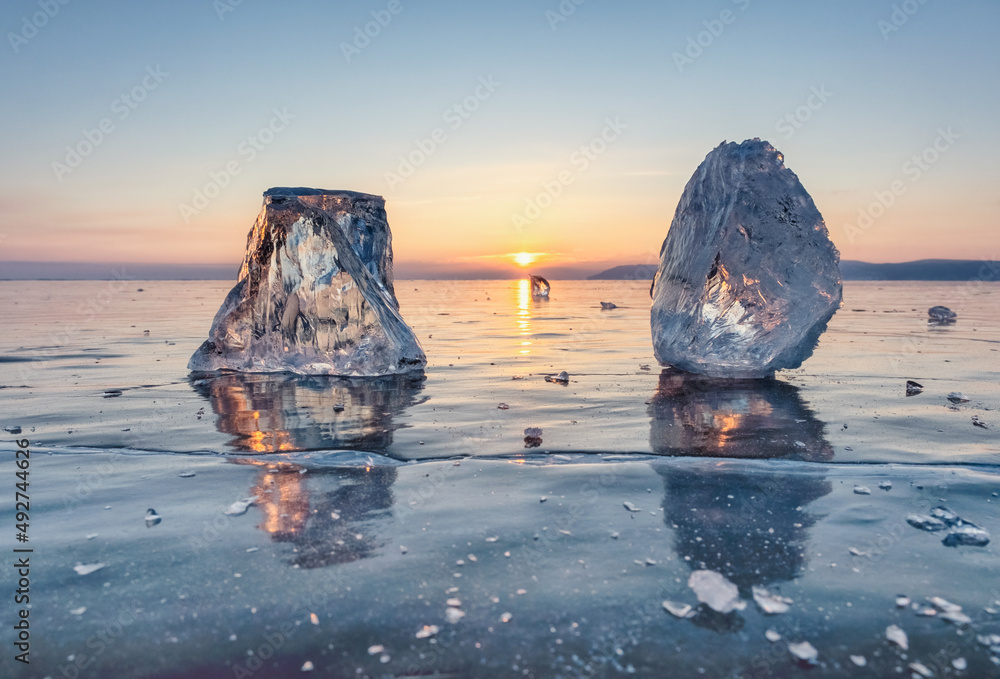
[516,278,532,355]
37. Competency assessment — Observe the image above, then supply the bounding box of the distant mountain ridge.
[588,260,1000,282]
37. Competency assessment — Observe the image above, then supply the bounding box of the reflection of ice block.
[651,140,842,378]
[648,369,833,461]
[189,371,425,453]
[188,188,426,376]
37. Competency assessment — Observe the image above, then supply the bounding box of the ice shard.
[651,139,842,378]
[188,188,426,376]
[530,274,550,298]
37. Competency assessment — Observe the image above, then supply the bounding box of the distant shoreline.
[1,259,998,282]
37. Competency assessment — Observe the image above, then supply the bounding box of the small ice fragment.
[70,607,87,616]
[972,416,989,429]
[916,608,937,617]
[86,533,98,540]
[332,403,345,412]
[849,547,868,557]
[752,586,792,614]
[73,563,105,576]
[178,471,196,478]
[895,596,911,608]
[639,364,650,371]
[927,596,962,613]
[245,547,259,553]
[947,392,969,404]
[977,634,1000,647]
[788,641,818,664]
[645,558,656,566]
[367,645,384,655]
[446,598,462,607]
[610,532,619,539]
[662,601,695,618]
[886,624,908,650]
[688,570,746,614]
[952,658,967,671]
[765,629,782,643]
[539,496,547,503]
[500,612,513,623]
[928,306,957,324]
[497,403,509,410]
[523,428,543,448]
[907,514,946,531]
[942,524,990,547]
[415,625,439,639]
[930,506,960,525]
[850,655,867,667]
[544,371,569,384]
[330,511,340,520]
[623,502,641,513]
[905,380,924,396]
[941,611,972,625]
[379,654,390,664]
[103,389,123,398]
[399,545,407,554]
[225,497,257,516]
[908,661,933,678]
[145,508,162,527]
[854,485,871,495]
[310,613,319,625]
[600,302,618,310]
[300,661,314,672]
[879,480,893,491]
[3,425,22,434]
[444,608,465,624]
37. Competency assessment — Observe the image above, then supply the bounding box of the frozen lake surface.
[1,279,998,677]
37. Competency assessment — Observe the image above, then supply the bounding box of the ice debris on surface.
[972,415,989,429]
[886,624,908,650]
[188,188,426,376]
[529,274,550,298]
[905,380,924,396]
[895,595,911,608]
[600,301,618,310]
[853,485,871,495]
[909,661,933,677]
[3,425,22,434]
[523,427,543,448]
[224,497,258,516]
[623,502,641,513]
[650,139,842,378]
[765,629,782,643]
[69,607,87,616]
[545,371,569,384]
[907,514,947,532]
[878,480,893,491]
[73,563,105,576]
[444,607,465,624]
[662,601,695,618]
[687,569,745,614]
[947,392,969,404]
[928,306,957,324]
[787,641,818,665]
[144,508,162,527]
[300,661,314,672]
[752,586,792,614]
[415,625,439,639]
[943,524,990,547]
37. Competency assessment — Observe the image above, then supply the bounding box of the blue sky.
[1,0,997,276]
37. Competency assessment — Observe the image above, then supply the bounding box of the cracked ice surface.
[188,188,426,376]
[651,139,842,378]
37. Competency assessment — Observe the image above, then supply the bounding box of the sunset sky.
[1,0,997,278]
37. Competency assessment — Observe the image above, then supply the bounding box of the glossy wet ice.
[0,280,998,678]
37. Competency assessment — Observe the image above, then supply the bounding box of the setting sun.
[513,252,537,267]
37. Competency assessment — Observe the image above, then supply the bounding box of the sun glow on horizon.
[513,252,539,267]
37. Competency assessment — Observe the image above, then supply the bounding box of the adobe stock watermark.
[383,75,501,192]
[510,117,627,232]
[878,0,931,41]
[178,107,295,223]
[51,65,169,182]
[340,0,404,63]
[7,0,70,54]
[214,0,243,21]
[546,0,586,31]
[673,0,751,73]
[842,126,958,243]
[774,85,832,140]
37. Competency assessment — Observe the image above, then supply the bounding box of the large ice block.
[651,140,842,378]
[188,188,426,376]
